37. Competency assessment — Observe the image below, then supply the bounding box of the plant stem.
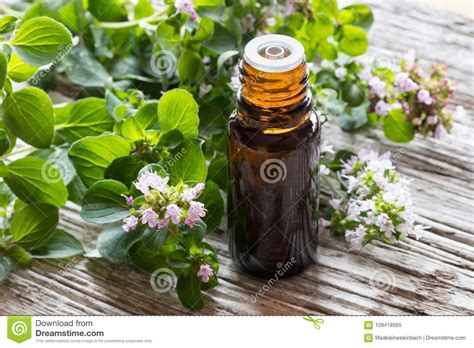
[141,22,158,32]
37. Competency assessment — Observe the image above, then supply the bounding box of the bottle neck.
[236,59,313,134]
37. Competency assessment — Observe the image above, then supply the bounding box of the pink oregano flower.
[122,215,138,232]
[141,208,159,228]
[188,201,206,220]
[197,264,213,283]
[165,204,183,224]
[135,171,169,196]
[359,49,455,139]
[320,146,427,250]
[125,196,134,206]
[174,0,197,21]
[122,171,207,232]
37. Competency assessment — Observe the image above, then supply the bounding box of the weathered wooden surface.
[1,0,473,315]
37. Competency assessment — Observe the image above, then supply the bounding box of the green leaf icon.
[7,316,32,343]
[303,315,324,330]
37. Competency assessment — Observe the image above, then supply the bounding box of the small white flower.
[241,14,255,33]
[141,208,159,228]
[376,213,395,240]
[318,218,331,230]
[396,223,411,237]
[382,185,399,204]
[434,124,447,140]
[194,183,205,194]
[174,0,197,21]
[426,115,438,125]
[347,200,362,221]
[181,188,196,202]
[341,156,358,175]
[417,89,433,105]
[122,215,139,232]
[165,204,183,224]
[329,198,342,210]
[135,171,169,196]
[364,211,375,225]
[358,66,372,81]
[357,149,380,163]
[135,176,151,196]
[356,185,370,199]
[394,72,419,92]
[197,264,214,283]
[230,65,241,89]
[266,17,276,27]
[320,164,330,176]
[335,67,347,80]
[147,172,169,193]
[345,224,366,250]
[403,49,416,69]
[199,84,212,97]
[366,156,394,172]
[359,199,376,212]
[375,100,391,116]
[368,76,387,98]
[188,201,206,220]
[181,183,205,202]
[400,209,416,225]
[321,140,335,154]
[346,176,359,193]
[328,148,418,249]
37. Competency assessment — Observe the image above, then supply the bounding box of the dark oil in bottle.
[228,35,321,278]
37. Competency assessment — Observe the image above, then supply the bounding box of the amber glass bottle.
[228,35,320,278]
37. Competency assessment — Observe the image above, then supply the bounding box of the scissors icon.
[303,315,324,330]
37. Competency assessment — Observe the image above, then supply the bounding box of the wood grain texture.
[1,0,473,315]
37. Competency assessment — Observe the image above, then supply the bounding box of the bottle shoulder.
[229,110,320,134]
[228,110,320,151]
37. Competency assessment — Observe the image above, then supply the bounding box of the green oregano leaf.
[97,224,142,264]
[2,87,54,148]
[56,97,114,143]
[62,46,112,87]
[0,256,12,282]
[4,157,68,207]
[30,229,84,259]
[10,203,59,249]
[169,139,207,185]
[4,245,32,268]
[7,53,38,82]
[104,156,148,187]
[177,272,204,310]
[68,135,133,187]
[383,109,415,143]
[88,0,127,22]
[198,180,224,234]
[81,179,130,224]
[0,51,7,89]
[158,89,199,138]
[0,129,11,156]
[338,24,368,56]
[10,17,73,66]
[0,15,18,34]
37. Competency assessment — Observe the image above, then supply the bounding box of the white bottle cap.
[243,34,305,73]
